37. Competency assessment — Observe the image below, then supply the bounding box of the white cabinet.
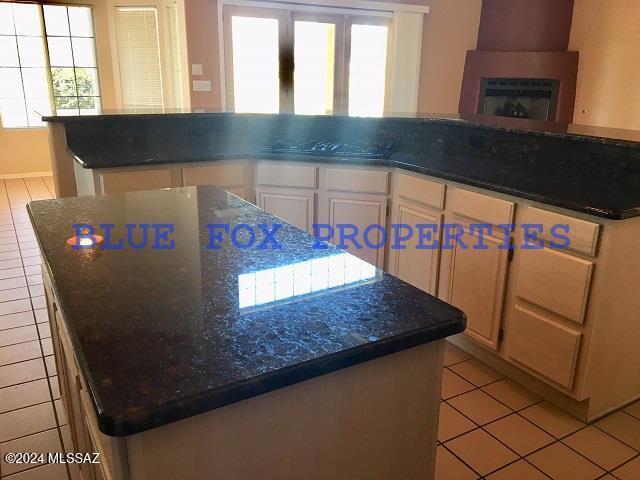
[182,163,247,199]
[440,189,515,350]
[256,188,316,233]
[99,168,173,194]
[390,200,442,295]
[325,193,387,268]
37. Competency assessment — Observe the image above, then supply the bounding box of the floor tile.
[520,402,585,438]
[19,241,38,250]
[0,427,62,476]
[50,376,60,399]
[0,249,21,261]
[484,414,555,456]
[29,284,45,297]
[0,378,51,413]
[0,276,27,291]
[21,248,41,258]
[435,446,478,480]
[23,256,42,267]
[34,309,48,324]
[447,389,512,426]
[441,368,476,399]
[0,286,30,303]
[624,400,640,420]
[0,358,46,389]
[0,324,38,347]
[44,355,56,377]
[486,460,549,480]
[0,267,24,280]
[613,456,640,480]
[563,426,637,471]
[41,337,53,356]
[443,341,471,367]
[595,411,640,450]
[5,462,69,479]
[0,340,42,366]
[0,243,19,253]
[446,429,518,476]
[54,398,67,426]
[482,378,541,411]
[0,236,18,245]
[0,402,57,442]
[0,310,35,330]
[32,296,46,309]
[438,402,477,442]
[24,265,41,276]
[527,442,604,480]
[37,321,51,339]
[26,274,43,286]
[0,298,32,316]
[449,359,504,387]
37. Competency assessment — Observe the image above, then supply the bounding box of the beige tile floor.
[1,177,640,479]
[437,342,640,480]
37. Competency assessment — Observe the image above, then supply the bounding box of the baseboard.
[0,171,53,179]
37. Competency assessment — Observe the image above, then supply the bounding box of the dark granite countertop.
[28,186,465,437]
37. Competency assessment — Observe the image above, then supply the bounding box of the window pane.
[13,4,41,37]
[0,99,28,128]
[0,4,15,35]
[75,68,99,96]
[0,37,19,67]
[79,96,101,115]
[17,37,47,67]
[68,7,94,37]
[0,68,24,99]
[348,24,388,117]
[44,5,70,36]
[294,21,335,115]
[51,67,77,97]
[47,37,73,67]
[26,98,50,126]
[72,37,96,67]
[54,96,79,116]
[231,16,279,113]
[22,68,49,98]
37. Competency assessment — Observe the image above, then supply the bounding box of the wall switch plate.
[192,64,203,76]
[193,80,212,92]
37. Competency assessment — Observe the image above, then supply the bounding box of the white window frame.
[217,0,428,115]
[106,0,190,110]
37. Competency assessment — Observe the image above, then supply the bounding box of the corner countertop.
[28,186,465,437]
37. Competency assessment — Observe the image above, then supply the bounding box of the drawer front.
[396,173,445,210]
[523,207,601,257]
[508,305,582,389]
[99,169,173,194]
[450,188,515,226]
[256,164,317,189]
[325,168,389,194]
[182,164,244,187]
[516,247,593,324]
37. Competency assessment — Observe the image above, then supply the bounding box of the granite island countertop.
[46,113,640,220]
[28,186,465,436]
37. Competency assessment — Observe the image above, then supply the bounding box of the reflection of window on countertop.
[238,253,378,310]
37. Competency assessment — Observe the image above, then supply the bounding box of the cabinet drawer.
[256,164,317,188]
[523,207,601,257]
[508,305,582,389]
[396,173,445,209]
[325,168,389,194]
[99,169,172,194]
[516,248,593,324]
[182,164,244,187]
[450,188,514,226]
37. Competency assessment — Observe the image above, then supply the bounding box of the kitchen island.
[29,186,465,480]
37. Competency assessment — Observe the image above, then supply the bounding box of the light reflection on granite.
[28,186,465,436]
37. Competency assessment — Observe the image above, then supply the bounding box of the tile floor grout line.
[440,442,485,478]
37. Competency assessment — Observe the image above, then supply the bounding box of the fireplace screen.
[479,78,559,121]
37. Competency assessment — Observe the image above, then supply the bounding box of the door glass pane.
[68,7,94,37]
[294,21,335,115]
[44,5,71,36]
[0,4,15,35]
[231,16,279,113]
[17,37,47,67]
[47,37,74,67]
[348,24,388,117]
[0,37,19,67]
[13,4,41,37]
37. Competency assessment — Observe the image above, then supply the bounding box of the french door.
[223,6,389,116]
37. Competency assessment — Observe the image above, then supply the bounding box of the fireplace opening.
[479,78,559,121]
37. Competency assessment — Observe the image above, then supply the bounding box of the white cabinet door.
[99,169,173,194]
[326,193,387,268]
[257,188,315,233]
[391,200,442,295]
[443,217,510,350]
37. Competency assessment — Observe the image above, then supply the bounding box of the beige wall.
[0,0,117,177]
[185,0,482,114]
[569,0,640,130]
